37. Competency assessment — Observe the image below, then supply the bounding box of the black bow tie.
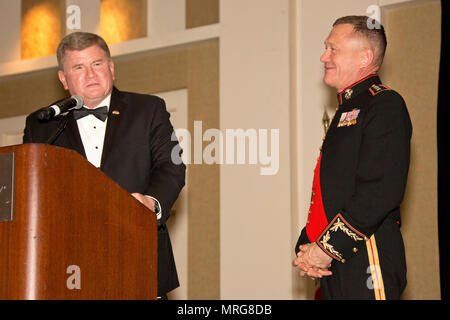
[73,106,109,121]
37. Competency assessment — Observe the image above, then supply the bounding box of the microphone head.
[71,95,84,109]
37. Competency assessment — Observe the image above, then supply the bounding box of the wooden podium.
[0,144,157,300]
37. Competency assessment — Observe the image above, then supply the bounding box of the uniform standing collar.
[337,73,380,105]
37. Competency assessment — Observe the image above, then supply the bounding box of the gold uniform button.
[353,247,358,253]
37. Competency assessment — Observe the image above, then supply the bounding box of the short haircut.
[56,32,111,71]
[333,15,387,68]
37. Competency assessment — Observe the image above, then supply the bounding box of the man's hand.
[131,193,155,212]
[292,242,333,279]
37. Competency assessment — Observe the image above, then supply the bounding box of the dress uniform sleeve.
[316,91,412,263]
[295,227,309,254]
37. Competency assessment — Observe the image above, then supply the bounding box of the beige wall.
[0,1,21,63]
[186,0,219,28]
[220,0,293,300]
[381,0,441,300]
[0,69,66,118]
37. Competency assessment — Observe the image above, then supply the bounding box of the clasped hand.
[292,242,333,279]
[131,193,156,212]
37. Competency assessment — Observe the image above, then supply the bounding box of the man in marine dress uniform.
[293,16,412,300]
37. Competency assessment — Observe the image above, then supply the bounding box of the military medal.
[338,108,360,127]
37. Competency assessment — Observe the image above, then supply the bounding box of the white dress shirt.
[76,95,110,168]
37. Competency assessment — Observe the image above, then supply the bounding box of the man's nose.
[85,66,95,78]
[320,50,329,63]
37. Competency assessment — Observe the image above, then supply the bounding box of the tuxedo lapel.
[64,111,87,158]
[100,87,126,169]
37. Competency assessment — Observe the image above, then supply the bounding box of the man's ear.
[109,60,115,81]
[360,48,375,68]
[58,70,69,90]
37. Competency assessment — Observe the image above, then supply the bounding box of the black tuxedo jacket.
[23,87,186,295]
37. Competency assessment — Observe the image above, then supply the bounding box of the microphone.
[37,95,84,121]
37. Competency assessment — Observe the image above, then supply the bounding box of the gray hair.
[333,15,387,68]
[57,32,111,71]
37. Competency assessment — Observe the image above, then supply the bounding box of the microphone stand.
[46,113,71,145]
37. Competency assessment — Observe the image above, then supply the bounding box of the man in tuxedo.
[23,32,186,299]
[292,16,412,299]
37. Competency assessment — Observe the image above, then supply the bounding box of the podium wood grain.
[0,144,157,299]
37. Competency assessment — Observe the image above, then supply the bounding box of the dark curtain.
[438,0,449,301]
